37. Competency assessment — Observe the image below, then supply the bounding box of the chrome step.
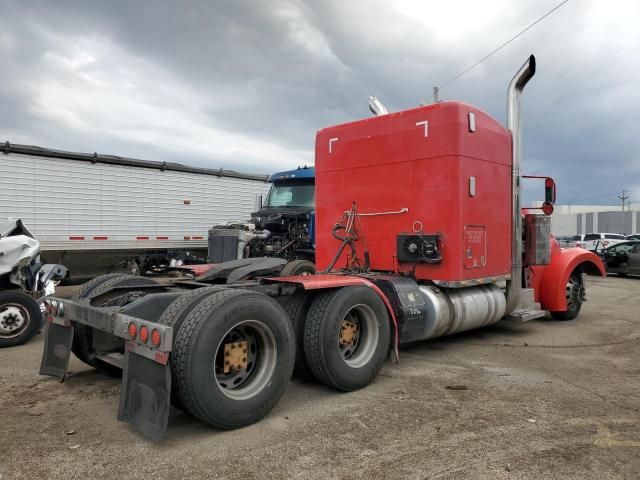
[504,309,546,322]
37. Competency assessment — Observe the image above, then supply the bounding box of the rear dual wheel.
[303,286,391,391]
[171,289,295,429]
[71,274,159,372]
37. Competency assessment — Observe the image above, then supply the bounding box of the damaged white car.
[0,219,67,347]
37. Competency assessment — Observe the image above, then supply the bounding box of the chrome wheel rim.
[566,277,580,310]
[0,303,30,338]
[214,320,277,400]
[338,304,379,368]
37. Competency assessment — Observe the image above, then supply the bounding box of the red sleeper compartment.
[315,101,513,284]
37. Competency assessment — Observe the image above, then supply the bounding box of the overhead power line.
[425,0,570,103]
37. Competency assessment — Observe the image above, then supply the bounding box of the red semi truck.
[40,56,604,440]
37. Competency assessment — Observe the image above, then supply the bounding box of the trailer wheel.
[172,289,295,429]
[280,260,316,276]
[551,273,583,321]
[0,290,42,348]
[303,286,391,392]
[71,274,158,371]
[281,290,316,379]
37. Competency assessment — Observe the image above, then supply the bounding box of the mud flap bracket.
[39,322,74,379]
[117,347,171,441]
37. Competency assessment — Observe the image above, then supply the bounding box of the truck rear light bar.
[128,322,137,339]
[139,325,149,343]
[42,298,173,364]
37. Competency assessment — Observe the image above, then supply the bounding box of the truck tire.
[71,274,158,371]
[280,260,316,276]
[551,273,583,321]
[157,286,226,408]
[172,289,295,429]
[303,286,391,392]
[281,290,316,380]
[0,290,42,348]
[74,273,131,299]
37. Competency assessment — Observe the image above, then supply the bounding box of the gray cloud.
[0,0,638,205]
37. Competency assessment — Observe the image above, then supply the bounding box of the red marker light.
[128,322,137,339]
[545,178,554,188]
[542,202,554,216]
[139,325,149,343]
[151,329,161,347]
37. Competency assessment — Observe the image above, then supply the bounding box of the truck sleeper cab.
[40,56,605,440]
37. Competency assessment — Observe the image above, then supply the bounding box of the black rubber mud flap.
[39,323,74,379]
[117,349,171,441]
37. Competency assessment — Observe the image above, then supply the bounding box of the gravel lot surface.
[1,275,638,479]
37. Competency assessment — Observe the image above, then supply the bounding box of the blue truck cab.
[258,165,315,253]
[208,166,316,264]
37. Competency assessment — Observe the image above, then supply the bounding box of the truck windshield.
[265,182,315,208]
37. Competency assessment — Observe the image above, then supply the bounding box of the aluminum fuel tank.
[414,284,507,341]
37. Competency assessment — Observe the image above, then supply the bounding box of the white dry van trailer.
[0,143,270,278]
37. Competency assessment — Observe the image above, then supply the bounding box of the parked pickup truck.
[577,233,626,252]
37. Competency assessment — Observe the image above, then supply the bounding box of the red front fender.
[538,247,606,312]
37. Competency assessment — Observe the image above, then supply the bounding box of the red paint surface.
[315,101,512,283]
[175,264,217,276]
[538,246,605,311]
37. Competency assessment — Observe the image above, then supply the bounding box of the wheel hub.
[340,320,359,346]
[214,321,278,400]
[0,305,27,335]
[565,278,583,309]
[223,340,249,373]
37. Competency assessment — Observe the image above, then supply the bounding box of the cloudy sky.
[1,0,638,205]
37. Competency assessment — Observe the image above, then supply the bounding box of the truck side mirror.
[541,178,556,216]
[544,177,556,204]
[255,194,263,211]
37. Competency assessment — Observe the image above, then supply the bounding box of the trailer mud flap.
[117,349,171,441]
[39,323,74,379]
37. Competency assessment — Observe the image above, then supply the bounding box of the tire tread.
[172,289,247,422]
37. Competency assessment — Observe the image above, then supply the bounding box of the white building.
[530,203,640,236]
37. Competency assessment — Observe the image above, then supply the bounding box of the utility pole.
[433,86,440,103]
[618,189,629,212]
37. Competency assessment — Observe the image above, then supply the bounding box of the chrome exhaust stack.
[368,95,389,116]
[505,55,536,315]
